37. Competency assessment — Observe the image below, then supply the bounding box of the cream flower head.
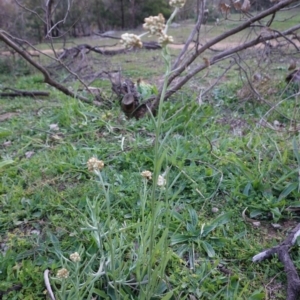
[87,157,104,172]
[169,0,186,8]
[56,268,69,279]
[143,14,166,36]
[158,33,174,46]
[120,33,143,48]
[70,252,81,262]
[141,170,152,180]
[157,175,166,187]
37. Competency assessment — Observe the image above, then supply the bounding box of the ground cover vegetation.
[1,0,300,299]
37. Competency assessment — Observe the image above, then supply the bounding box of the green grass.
[31,8,300,53]
[1,9,300,300]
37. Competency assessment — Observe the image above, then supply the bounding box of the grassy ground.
[1,10,300,300]
[31,9,300,53]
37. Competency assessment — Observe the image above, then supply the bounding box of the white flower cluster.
[143,13,173,45]
[141,170,152,180]
[87,157,104,172]
[143,13,166,36]
[56,268,69,279]
[70,252,81,262]
[158,33,174,46]
[157,175,166,187]
[120,33,143,48]
[169,0,186,8]
[120,0,187,49]
[140,170,166,187]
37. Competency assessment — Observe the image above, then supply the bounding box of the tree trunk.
[120,0,125,29]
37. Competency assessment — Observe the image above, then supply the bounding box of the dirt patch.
[0,112,18,122]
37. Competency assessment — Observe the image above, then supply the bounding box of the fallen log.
[0,88,50,98]
[58,41,161,59]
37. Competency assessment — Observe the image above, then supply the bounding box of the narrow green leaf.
[282,148,288,164]
[161,291,173,300]
[17,249,36,260]
[243,182,252,196]
[186,222,196,232]
[92,288,109,298]
[274,169,298,186]
[170,234,190,245]
[278,182,298,201]
[249,210,263,218]
[201,212,231,237]
[154,281,168,295]
[0,158,14,169]
[47,232,61,254]
[0,128,11,138]
[293,137,300,165]
[201,241,215,257]
[188,207,198,227]
[170,210,185,222]
[248,291,265,300]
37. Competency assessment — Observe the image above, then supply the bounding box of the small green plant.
[0,57,32,76]
[171,207,231,260]
[50,1,190,298]
[2,3,300,300]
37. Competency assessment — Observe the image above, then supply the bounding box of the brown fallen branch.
[109,74,156,119]
[0,88,50,98]
[252,223,300,300]
[58,41,161,60]
[95,33,162,50]
[0,30,92,104]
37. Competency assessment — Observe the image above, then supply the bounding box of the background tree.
[7,0,173,41]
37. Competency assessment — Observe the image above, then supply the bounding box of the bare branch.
[170,0,299,85]
[253,223,300,300]
[14,0,46,25]
[173,0,206,69]
[164,22,300,100]
[0,30,91,104]
[0,88,50,98]
[44,269,56,300]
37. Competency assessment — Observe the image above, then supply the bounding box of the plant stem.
[146,43,172,298]
[96,170,119,300]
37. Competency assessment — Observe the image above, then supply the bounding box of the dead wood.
[1,0,299,119]
[109,74,155,119]
[0,30,92,104]
[286,69,300,83]
[0,88,50,98]
[58,41,161,60]
[152,0,300,113]
[252,223,300,300]
[94,33,162,50]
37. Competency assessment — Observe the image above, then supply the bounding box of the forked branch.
[253,223,300,300]
[153,0,300,110]
[0,30,91,104]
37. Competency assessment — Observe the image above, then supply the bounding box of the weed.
[1,7,300,300]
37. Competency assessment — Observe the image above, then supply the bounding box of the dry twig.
[44,269,56,300]
[253,223,300,300]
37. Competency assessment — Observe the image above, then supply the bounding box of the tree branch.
[0,88,50,98]
[253,223,300,300]
[0,30,92,104]
[173,0,206,69]
[164,21,300,100]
